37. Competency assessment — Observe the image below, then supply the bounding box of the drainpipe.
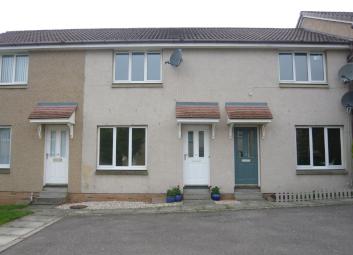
[348,43,353,187]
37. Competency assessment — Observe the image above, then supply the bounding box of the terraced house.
[0,11,352,204]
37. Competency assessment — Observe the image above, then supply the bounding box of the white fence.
[275,190,353,203]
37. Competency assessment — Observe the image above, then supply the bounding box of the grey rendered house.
[0,12,352,204]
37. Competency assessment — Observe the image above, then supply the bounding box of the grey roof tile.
[0,27,349,46]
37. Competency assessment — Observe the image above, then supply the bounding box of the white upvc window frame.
[296,126,344,170]
[278,52,327,84]
[0,54,29,85]
[97,126,147,170]
[113,51,162,84]
[0,126,11,169]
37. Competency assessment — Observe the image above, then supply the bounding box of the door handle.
[184,154,187,160]
[46,153,49,159]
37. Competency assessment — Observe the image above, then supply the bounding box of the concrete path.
[0,208,62,253]
[2,205,353,255]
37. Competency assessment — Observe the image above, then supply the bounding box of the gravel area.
[214,200,241,205]
[57,201,181,210]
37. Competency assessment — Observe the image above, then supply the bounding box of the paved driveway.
[2,205,353,255]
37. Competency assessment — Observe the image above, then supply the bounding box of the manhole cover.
[70,204,88,209]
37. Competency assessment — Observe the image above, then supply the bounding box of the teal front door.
[234,127,258,185]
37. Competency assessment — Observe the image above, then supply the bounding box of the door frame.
[43,125,70,186]
[233,125,261,187]
[182,124,211,186]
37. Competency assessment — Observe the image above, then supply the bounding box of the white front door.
[45,126,69,184]
[183,125,210,185]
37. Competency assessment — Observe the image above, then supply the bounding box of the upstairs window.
[296,127,343,170]
[0,54,29,85]
[279,52,326,83]
[114,52,161,83]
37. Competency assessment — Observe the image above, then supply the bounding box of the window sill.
[0,168,10,174]
[296,169,347,175]
[112,83,163,88]
[0,84,28,89]
[279,83,328,88]
[96,169,148,175]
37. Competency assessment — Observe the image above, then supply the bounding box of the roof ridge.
[301,11,353,14]
[0,27,299,33]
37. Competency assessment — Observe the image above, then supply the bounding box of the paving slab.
[0,235,17,246]
[0,227,34,236]
[5,221,45,229]
[20,215,57,222]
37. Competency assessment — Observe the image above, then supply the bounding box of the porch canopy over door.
[28,102,78,139]
[225,102,273,139]
[176,102,220,139]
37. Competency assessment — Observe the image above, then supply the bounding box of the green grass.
[0,204,32,225]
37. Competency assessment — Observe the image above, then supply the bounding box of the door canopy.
[28,102,78,139]
[225,102,273,139]
[176,102,220,139]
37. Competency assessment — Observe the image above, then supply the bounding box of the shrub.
[211,186,220,195]
[173,186,182,196]
[166,189,176,197]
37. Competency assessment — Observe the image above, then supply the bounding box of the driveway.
[2,205,353,255]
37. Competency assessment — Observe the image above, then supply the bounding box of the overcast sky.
[0,0,351,33]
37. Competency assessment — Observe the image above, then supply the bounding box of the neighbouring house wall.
[82,48,351,194]
[0,51,85,195]
[300,17,353,39]
[260,50,352,192]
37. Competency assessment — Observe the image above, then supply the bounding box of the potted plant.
[211,186,221,201]
[166,188,176,203]
[174,186,183,202]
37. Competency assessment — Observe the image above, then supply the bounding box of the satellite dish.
[338,63,353,83]
[165,49,183,67]
[341,91,353,113]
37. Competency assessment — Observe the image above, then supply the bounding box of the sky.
[0,0,352,33]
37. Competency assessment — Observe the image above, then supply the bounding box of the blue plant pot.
[166,196,176,203]
[211,193,221,201]
[175,194,183,202]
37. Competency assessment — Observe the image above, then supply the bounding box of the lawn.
[0,204,32,225]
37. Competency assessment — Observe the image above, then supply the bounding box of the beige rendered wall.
[301,17,353,39]
[0,51,85,193]
[82,48,352,194]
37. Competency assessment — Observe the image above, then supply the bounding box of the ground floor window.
[296,126,343,169]
[97,126,146,170]
[0,127,11,168]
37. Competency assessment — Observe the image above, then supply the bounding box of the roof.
[300,11,353,23]
[176,102,220,119]
[28,102,78,119]
[225,102,273,120]
[0,27,349,47]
